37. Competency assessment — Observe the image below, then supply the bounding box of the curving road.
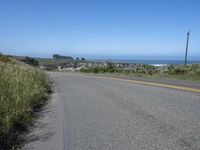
[48,72,200,150]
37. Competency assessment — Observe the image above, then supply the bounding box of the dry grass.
[0,56,51,149]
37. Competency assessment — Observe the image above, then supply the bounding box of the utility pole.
[184,31,190,67]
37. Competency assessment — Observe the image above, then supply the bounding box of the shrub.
[0,55,11,63]
[174,68,188,75]
[80,68,91,73]
[20,57,39,67]
[190,64,199,71]
[196,70,200,77]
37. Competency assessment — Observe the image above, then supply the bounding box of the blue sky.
[0,0,200,59]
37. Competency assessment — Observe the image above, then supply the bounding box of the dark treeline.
[52,54,74,60]
[52,54,86,61]
[20,57,39,67]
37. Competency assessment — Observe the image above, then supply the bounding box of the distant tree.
[0,52,2,56]
[60,56,73,60]
[52,54,60,60]
[21,57,39,67]
[76,57,79,61]
[81,58,86,61]
[52,54,73,60]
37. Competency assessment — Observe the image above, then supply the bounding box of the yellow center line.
[55,72,200,93]
[96,76,200,93]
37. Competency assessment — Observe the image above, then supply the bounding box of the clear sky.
[0,0,200,59]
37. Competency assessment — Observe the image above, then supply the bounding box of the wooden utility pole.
[184,31,190,67]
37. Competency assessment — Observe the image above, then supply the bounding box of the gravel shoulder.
[22,85,64,150]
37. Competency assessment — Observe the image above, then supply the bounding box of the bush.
[196,70,200,77]
[174,68,188,75]
[0,55,11,63]
[80,68,91,73]
[190,64,199,71]
[168,67,187,75]
[20,57,39,67]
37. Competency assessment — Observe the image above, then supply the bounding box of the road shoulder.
[22,85,64,150]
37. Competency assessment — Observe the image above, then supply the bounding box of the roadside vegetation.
[13,54,86,71]
[0,55,51,149]
[80,64,200,82]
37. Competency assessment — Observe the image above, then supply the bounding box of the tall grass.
[0,56,51,149]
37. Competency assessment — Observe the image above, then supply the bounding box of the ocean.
[91,59,200,65]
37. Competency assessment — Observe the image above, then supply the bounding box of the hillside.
[0,55,51,149]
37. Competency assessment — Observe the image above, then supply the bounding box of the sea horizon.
[89,59,200,65]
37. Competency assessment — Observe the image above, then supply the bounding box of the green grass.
[80,64,200,82]
[0,56,51,149]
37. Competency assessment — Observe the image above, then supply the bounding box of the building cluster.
[54,61,168,72]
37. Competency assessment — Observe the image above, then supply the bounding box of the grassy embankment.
[80,64,200,82]
[0,55,51,149]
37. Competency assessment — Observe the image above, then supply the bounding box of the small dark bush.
[190,64,199,71]
[20,57,39,67]
[174,68,188,75]
[196,70,200,76]
[0,55,11,63]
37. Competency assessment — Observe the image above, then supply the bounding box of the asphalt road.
[49,72,200,150]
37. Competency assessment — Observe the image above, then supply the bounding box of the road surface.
[25,72,200,150]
